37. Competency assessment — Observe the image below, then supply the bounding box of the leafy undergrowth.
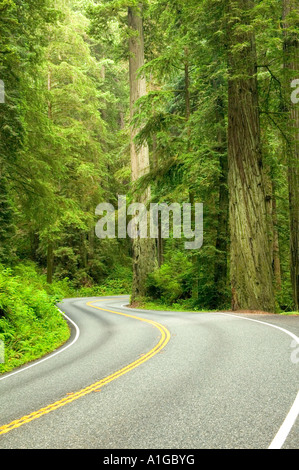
[66,279,130,299]
[0,264,70,374]
[129,298,214,312]
[130,298,299,316]
[279,311,299,316]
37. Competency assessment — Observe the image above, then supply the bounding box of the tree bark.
[214,93,229,306]
[47,241,54,284]
[46,69,54,284]
[283,0,299,310]
[128,5,156,302]
[227,0,275,311]
[272,182,282,289]
[152,134,163,267]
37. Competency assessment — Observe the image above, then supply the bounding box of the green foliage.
[0,0,296,380]
[0,262,70,373]
[146,252,193,304]
[129,0,296,312]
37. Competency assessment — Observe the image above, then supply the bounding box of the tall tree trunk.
[261,122,282,291]
[149,71,163,268]
[272,182,282,289]
[184,48,199,300]
[213,94,229,306]
[46,69,54,284]
[283,0,299,310]
[152,134,163,267]
[128,5,156,302]
[227,0,275,311]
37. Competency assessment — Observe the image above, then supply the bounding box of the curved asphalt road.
[0,296,298,449]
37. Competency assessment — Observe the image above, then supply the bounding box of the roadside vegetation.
[0,262,131,374]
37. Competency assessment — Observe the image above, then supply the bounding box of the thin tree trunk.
[128,4,156,302]
[227,0,275,312]
[157,212,163,268]
[283,0,299,310]
[261,119,283,290]
[30,230,39,262]
[152,134,163,267]
[264,163,282,289]
[184,48,199,300]
[149,72,163,267]
[119,111,125,129]
[80,232,88,269]
[47,69,54,284]
[47,241,54,284]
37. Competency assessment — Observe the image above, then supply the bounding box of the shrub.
[146,252,193,304]
[0,263,70,374]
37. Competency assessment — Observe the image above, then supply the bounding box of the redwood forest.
[0,0,298,373]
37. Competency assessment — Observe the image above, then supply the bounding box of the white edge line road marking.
[268,390,299,449]
[212,313,299,450]
[121,304,299,449]
[0,309,80,382]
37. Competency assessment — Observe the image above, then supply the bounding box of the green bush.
[275,279,295,312]
[0,263,70,374]
[146,252,193,304]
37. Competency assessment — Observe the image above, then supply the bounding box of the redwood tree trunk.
[272,187,282,289]
[128,5,156,302]
[214,93,229,306]
[283,0,299,311]
[227,0,275,311]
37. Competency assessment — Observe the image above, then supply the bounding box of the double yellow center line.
[0,300,171,436]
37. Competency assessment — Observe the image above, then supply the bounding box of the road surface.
[0,296,298,449]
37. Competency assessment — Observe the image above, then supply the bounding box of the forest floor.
[129,300,299,316]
